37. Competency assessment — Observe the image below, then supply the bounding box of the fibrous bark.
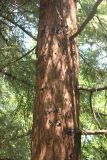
[32,0,80,159]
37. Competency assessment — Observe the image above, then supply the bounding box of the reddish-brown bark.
[32,0,80,159]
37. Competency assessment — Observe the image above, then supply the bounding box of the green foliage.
[0,0,37,159]
[78,1,107,159]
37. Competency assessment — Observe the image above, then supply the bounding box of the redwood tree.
[32,0,80,159]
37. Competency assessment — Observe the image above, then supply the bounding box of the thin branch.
[98,112,107,116]
[82,130,107,135]
[0,31,8,45]
[14,0,30,9]
[96,15,107,32]
[81,107,107,117]
[0,70,33,87]
[0,19,10,28]
[78,85,107,93]
[98,55,107,62]
[79,53,89,65]
[89,92,101,128]
[1,46,36,70]
[70,0,103,40]
[63,128,107,135]
[0,13,36,40]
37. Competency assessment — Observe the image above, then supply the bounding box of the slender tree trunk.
[32,0,80,159]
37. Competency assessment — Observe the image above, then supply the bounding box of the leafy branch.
[0,70,33,87]
[70,0,103,40]
[1,46,36,70]
[0,13,36,40]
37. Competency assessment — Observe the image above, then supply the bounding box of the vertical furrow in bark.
[32,0,80,160]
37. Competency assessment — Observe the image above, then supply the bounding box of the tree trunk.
[32,0,80,160]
